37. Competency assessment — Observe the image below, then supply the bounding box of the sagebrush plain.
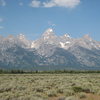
[0,73,100,100]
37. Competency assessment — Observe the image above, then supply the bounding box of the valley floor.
[0,73,100,100]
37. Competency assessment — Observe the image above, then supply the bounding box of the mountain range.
[0,28,100,71]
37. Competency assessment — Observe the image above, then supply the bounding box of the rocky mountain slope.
[0,28,100,70]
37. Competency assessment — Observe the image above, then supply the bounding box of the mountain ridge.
[0,28,100,71]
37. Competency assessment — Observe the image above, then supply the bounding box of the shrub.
[47,90,57,97]
[57,89,64,94]
[78,92,86,99]
[72,87,83,93]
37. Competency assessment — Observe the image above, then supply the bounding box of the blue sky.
[0,0,100,41]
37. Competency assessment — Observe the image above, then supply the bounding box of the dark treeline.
[0,69,25,74]
[0,69,100,74]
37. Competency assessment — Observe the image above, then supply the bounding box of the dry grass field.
[0,73,100,100]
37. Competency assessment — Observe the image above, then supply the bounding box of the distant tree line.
[0,69,100,74]
[0,69,24,74]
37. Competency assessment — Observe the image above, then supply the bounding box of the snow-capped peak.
[48,28,53,33]
[46,28,53,32]
[64,34,71,38]
[42,28,54,36]
[42,28,56,40]
[17,34,25,40]
[16,34,31,48]
[82,34,92,41]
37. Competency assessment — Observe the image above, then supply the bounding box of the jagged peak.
[17,33,26,40]
[42,28,55,36]
[7,35,14,38]
[82,34,92,41]
[41,28,56,40]
[63,33,71,38]
[45,28,53,33]
[4,35,15,41]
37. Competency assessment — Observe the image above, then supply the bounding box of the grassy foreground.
[0,73,100,100]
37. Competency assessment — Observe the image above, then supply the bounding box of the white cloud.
[0,26,4,29]
[0,0,6,6]
[0,18,3,22]
[30,0,41,7]
[43,0,80,8]
[43,1,55,8]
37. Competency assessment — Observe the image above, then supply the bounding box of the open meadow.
[0,73,100,100]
